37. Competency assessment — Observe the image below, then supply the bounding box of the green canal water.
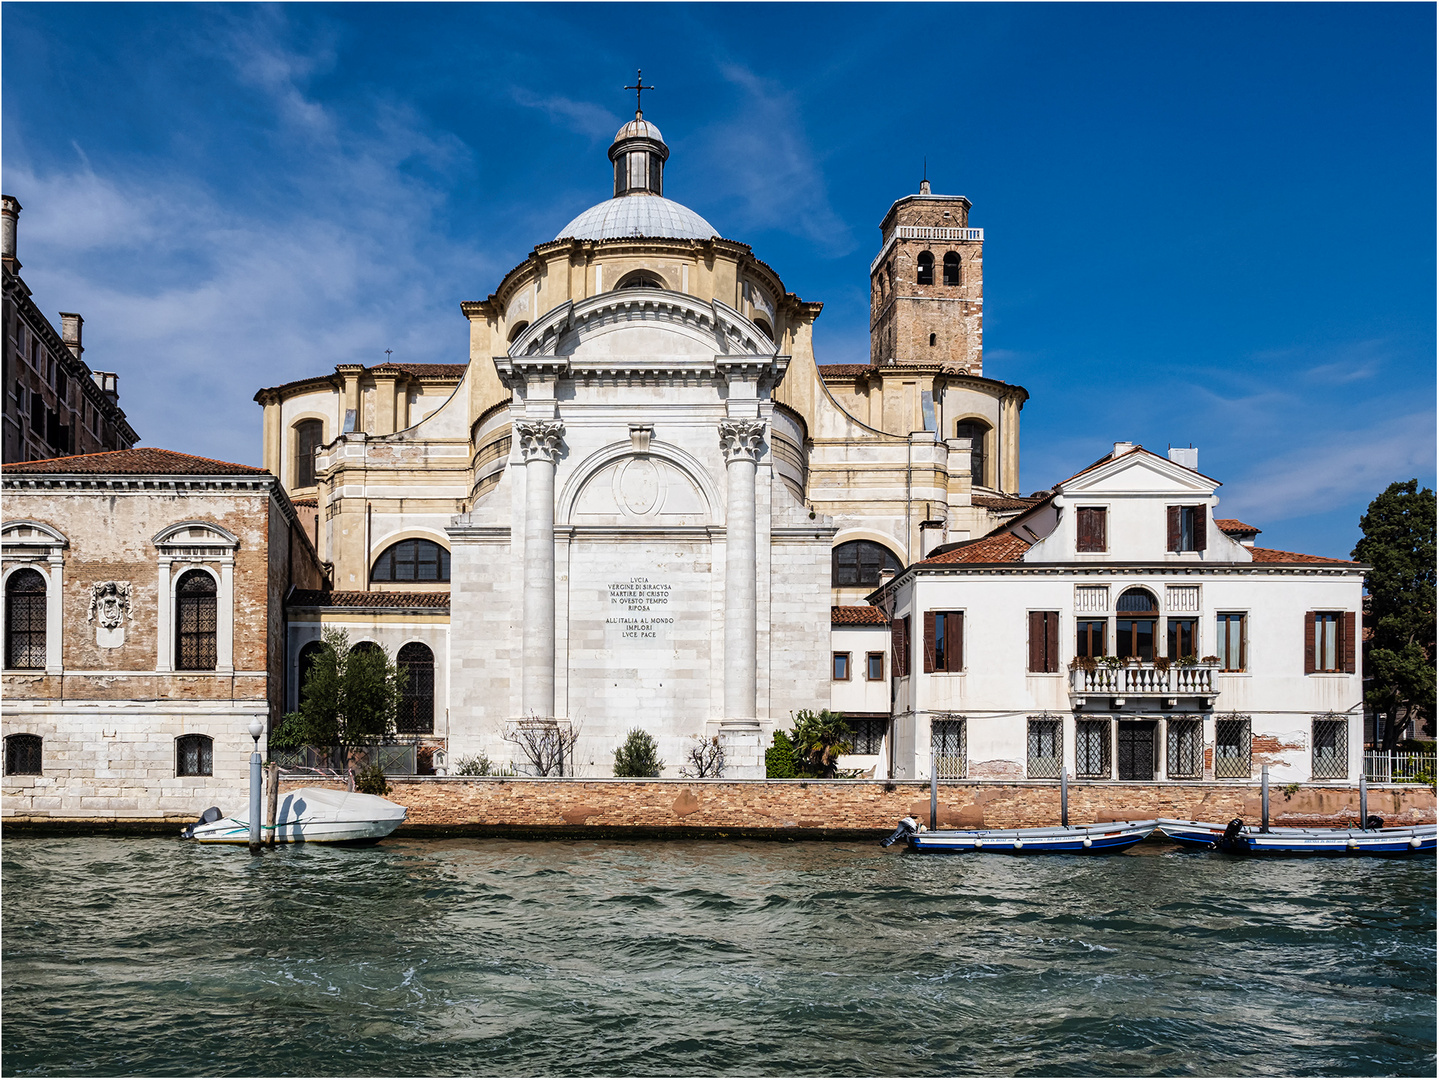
[1,836,1433,1077]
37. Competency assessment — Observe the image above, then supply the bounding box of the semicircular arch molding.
[557,439,722,527]
[367,530,453,575]
[830,528,906,564]
[508,293,776,361]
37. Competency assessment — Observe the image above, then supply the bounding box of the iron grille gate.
[1117,721,1156,780]
[931,716,966,779]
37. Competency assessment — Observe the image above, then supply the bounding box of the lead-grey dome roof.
[556,195,718,242]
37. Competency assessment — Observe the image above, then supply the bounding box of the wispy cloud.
[511,88,620,142]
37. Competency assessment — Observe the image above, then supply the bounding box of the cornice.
[2,474,278,494]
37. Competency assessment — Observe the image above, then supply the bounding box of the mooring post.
[1359,771,1368,831]
[930,748,938,831]
[1260,763,1270,833]
[1060,766,1069,827]
[265,760,280,846]
[247,718,264,855]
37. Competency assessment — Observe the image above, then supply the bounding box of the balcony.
[1069,661,1218,707]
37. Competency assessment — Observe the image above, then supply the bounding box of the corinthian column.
[719,418,765,725]
[515,419,564,718]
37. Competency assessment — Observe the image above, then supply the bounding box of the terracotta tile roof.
[384,363,467,379]
[918,531,1032,566]
[1247,547,1359,566]
[831,605,888,626]
[3,448,269,476]
[971,492,1049,512]
[1215,518,1261,535]
[291,498,318,508]
[289,589,451,609]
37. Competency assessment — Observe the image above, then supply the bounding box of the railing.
[272,739,445,776]
[895,226,984,242]
[1364,752,1436,783]
[1069,663,1218,697]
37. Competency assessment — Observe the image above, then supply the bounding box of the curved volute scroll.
[718,419,766,464]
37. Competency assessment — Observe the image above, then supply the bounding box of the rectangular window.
[851,716,889,755]
[1167,505,1208,552]
[1216,613,1246,672]
[1214,715,1252,779]
[1076,619,1107,658]
[866,652,884,681]
[1312,717,1348,779]
[1076,507,1107,552]
[1075,719,1111,778]
[832,652,850,680]
[1027,717,1062,779]
[1167,717,1203,779]
[1307,612,1346,673]
[1167,617,1197,660]
[924,611,963,672]
[932,716,966,779]
[1028,611,1059,672]
[1116,618,1155,660]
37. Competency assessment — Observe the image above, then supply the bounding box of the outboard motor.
[1365,814,1385,831]
[1218,817,1246,851]
[882,816,921,848]
[180,806,223,840]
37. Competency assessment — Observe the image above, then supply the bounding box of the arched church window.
[175,569,218,671]
[929,333,937,347]
[954,421,989,488]
[754,317,773,340]
[916,251,934,285]
[944,252,960,286]
[507,321,529,344]
[371,538,451,583]
[297,639,326,706]
[832,540,902,587]
[617,272,663,290]
[397,642,435,734]
[5,568,47,670]
[294,419,323,489]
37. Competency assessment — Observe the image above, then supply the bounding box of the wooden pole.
[930,747,938,830]
[266,761,280,846]
[1359,771,1368,830]
[1060,766,1069,827]
[1260,763,1269,833]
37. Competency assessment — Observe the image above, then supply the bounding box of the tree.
[788,709,854,778]
[613,728,664,777]
[269,629,405,756]
[1352,480,1436,749]
[505,716,581,777]
[680,734,725,778]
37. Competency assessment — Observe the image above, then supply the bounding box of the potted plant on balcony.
[1099,655,1123,669]
[1069,655,1098,673]
[1200,655,1220,665]
[1153,656,1171,673]
[1177,653,1200,667]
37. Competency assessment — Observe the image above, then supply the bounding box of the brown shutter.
[1097,509,1107,551]
[1194,505,1207,551]
[890,618,906,678]
[954,612,964,672]
[1342,611,1357,674]
[1303,612,1316,674]
[1076,509,1092,552]
[905,616,914,676]
[1046,611,1059,673]
[923,611,937,673]
[1028,611,1043,672]
[1167,506,1181,551]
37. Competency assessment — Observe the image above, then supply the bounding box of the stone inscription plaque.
[606,577,674,641]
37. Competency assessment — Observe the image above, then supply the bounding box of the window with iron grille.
[371,538,451,583]
[1214,714,1251,779]
[176,734,213,777]
[1027,716,1062,779]
[850,715,889,756]
[5,733,42,775]
[1166,717,1203,779]
[932,716,966,779]
[1075,719,1111,778]
[175,569,218,671]
[5,568,47,670]
[1312,716,1348,780]
[397,642,435,735]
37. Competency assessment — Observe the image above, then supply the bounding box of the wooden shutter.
[1076,509,1093,552]
[1342,611,1357,674]
[1303,612,1316,674]
[1095,509,1107,552]
[1028,611,1043,672]
[1194,506,1207,551]
[890,618,906,678]
[954,613,964,672]
[1045,611,1058,673]
[923,611,937,673]
[1167,506,1181,551]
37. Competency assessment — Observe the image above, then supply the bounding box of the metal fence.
[271,741,435,775]
[1364,752,1437,784]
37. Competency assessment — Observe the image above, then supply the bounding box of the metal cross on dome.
[624,69,654,118]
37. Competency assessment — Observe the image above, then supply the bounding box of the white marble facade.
[447,290,833,776]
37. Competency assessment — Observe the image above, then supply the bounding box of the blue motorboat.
[884,816,1158,854]
[1156,817,1436,856]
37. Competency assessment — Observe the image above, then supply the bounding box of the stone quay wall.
[285,777,1436,838]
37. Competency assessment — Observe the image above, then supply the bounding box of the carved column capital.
[718,418,765,464]
[514,419,565,463]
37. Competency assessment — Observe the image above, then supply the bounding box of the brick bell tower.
[869,177,984,373]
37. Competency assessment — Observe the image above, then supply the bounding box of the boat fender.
[1220,818,1245,850]
[881,816,921,848]
[1410,837,1422,849]
[1081,837,1092,848]
[1365,815,1385,831]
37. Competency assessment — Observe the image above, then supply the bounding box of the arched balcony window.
[397,642,435,735]
[832,540,902,587]
[5,568,47,670]
[176,734,213,777]
[295,419,323,489]
[1116,588,1158,661]
[175,569,218,671]
[943,252,960,286]
[371,539,451,583]
[916,251,934,285]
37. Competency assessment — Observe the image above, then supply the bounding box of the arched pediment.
[557,440,720,527]
[1,520,69,549]
[152,521,241,550]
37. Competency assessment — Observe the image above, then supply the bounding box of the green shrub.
[267,712,308,751]
[613,729,664,777]
[354,763,391,796]
[453,754,514,777]
[766,730,798,778]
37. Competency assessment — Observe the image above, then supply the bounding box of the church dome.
[556,196,718,242]
[614,117,664,144]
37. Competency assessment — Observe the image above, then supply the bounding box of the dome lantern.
[610,68,668,198]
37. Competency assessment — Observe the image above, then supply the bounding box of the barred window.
[175,569,218,671]
[1027,716,1062,779]
[371,539,450,583]
[397,642,435,735]
[176,734,213,777]
[4,733,42,775]
[1214,715,1251,779]
[1075,719,1111,779]
[5,568,47,670]
[850,715,889,756]
[1167,717,1203,779]
[932,716,966,779]
[1312,717,1348,780]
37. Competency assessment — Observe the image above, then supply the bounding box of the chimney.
[1112,441,1135,459]
[92,370,119,405]
[60,313,83,361]
[1,195,20,273]
[1167,445,1199,471]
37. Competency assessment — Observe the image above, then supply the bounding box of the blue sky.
[4,2,1433,558]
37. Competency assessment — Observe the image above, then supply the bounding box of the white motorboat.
[181,787,407,844]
